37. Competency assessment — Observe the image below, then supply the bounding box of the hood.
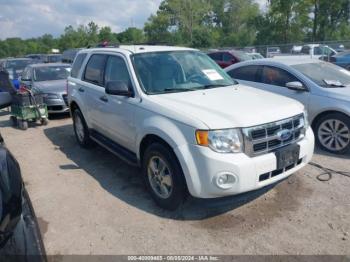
[148,85,304,129]
[33,79,66,94]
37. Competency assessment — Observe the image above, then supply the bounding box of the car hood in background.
[33,79,66,94]
[149,85,304,129]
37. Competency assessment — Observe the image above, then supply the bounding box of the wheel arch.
[311,110,350,128]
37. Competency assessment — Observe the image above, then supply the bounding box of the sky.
[0,0,267,40]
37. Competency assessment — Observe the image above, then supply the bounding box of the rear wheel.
[10,116,17,127]
[72,109,92,148]
[315,113,350,154]
[40,118,49,126]
[142,143,186,210]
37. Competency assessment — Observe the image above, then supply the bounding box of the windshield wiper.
[163,88,198,93]
[198,84,232,89]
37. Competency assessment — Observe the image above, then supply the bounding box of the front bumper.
[44,94,69,114]
[175,127,315,198]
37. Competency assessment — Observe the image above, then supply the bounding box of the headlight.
[196,129,243,153]
[44,93,59,99]
[303,109,309,129]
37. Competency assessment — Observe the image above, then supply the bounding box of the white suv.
[67,45,315,210]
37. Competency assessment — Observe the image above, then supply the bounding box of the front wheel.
[315,113,350,154]
[142,143,187,210]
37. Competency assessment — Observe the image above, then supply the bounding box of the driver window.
[262,66,300,88]
[104,56,132,88]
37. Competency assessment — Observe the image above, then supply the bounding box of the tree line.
[1,0,350,58]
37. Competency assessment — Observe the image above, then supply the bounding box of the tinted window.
[223,53,233,62]
[84,54,106,85]
[262,66,299,87]
[227,65,260,82]
[208,52,222,61]
[104,56,132,87]
[71,53,87,78]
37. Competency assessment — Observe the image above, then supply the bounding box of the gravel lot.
[0,111,349,255]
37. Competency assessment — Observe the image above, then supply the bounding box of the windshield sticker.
[340,69,350,76]
[202,69,224,81]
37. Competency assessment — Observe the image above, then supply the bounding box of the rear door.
[81,54,108,133]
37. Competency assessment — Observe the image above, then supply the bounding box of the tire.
[142,143,187,210]
[18,120,28,130]
[314,113,350,154]
[72,108,92,148]
[10,116,17,127]
[40,118,49,126]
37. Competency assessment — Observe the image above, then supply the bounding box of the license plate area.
[275,144,300,170]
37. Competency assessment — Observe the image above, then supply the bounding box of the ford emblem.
[277,129,292,141]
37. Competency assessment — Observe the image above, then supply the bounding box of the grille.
[242,114,306,156]
[62,94,68,106]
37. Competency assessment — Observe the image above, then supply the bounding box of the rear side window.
[83,54,107,86]
[208,52,222,61]
[227,65,260,82]
[223,53,233,62]
[71,53,87,78]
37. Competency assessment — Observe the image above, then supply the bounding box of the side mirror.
[105,81,132,97]
[0,92,12,109]
[286,81,305,92]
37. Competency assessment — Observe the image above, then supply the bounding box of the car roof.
[225,57,323,71]
[80,45,197,55]
[28,63,70,68]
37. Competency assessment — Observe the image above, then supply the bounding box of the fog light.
[214,172,237,190]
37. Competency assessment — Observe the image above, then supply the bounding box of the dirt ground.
[0,111,349,255]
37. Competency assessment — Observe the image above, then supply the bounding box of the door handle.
[78,87,85,93]
[99,96,108,102]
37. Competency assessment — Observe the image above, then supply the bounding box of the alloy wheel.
[147,156,173,199]
[318,119,350,152]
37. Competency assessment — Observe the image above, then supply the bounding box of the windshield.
[5,59,33,70]
[34,66,71,82]
[132,51,235,94]
[292,62,350,87]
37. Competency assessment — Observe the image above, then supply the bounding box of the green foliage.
[1,0,350,58]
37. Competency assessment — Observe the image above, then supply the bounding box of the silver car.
[20,63,71,114]
[225,57,350,154]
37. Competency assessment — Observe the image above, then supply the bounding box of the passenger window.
[83,54,107,86]
[223,53,233,62]
[104,56,132,88]
[262,66,299,87]
[227,65,260,82]
[71,53,87,78]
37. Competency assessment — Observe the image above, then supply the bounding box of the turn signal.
[196,130,209,146]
